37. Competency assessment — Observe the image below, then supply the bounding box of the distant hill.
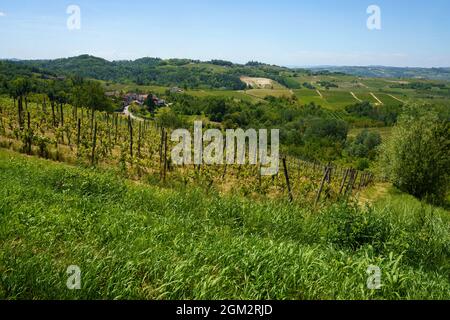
[1,55,296,90]
[3,55,450,90]
[308,66,450,81]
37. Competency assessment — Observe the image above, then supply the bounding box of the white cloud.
[0,12,6,17]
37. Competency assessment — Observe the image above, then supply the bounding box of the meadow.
[0,149,449,300]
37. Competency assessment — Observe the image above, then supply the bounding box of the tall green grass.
[0,149,448,299]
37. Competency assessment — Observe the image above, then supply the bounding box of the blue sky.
[0,0,449,67]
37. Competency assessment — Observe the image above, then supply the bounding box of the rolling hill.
[308,66,450,81]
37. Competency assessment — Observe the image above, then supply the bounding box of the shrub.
[379,104,450,204]
[356,158,370,171]
[154,106,185,129]
[319,203,390,251]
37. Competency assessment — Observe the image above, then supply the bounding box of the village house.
[151,95,166,107]
[105,91,120,97]
[123,93,148,105]
[122,92,166,108]
[170,87,184,94]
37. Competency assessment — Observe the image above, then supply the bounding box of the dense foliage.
[346,129,382,160]
[168,93,352,161]
[1,55,298,90]
[380,104,450,204]
[345,101,402,126]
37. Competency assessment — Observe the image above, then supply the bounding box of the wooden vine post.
[163,130,168,182]
[339,169,349,196]
[345,169,358,196]
[358,173,365,191]
[17,97,24,130]
[114,113,118,144]
[222,164,227,179]
[128,115,133,159]
[344,169,354,196]
[137,122,142,158]
[91,122,97,166]
[159,128,165,180]
[282,157,293,202]
[315,166,331,206]
[51,101,56,127]
[258,163,262,187]
[26,112,32,154]
[350,171,359,194]
[326,164,332,184]
[60,104,64,126]
[77,118,81,148]
[107,115,112,155]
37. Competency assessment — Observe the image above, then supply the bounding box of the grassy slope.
[0,149,449,300]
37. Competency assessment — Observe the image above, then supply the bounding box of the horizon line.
[1,54,450,70]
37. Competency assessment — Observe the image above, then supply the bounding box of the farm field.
[293,89,327,107]
[183,89,257,102]
[0,148,449,300]
[292,88,405,111]
[321,90,358,109]
[348,127,393,141]
[286,74,450,109]
[94,71,450,115]
[243,88,293,99]
[354,93,380,105]
[102,82,168,95]
[292,75,450,110]
[375,93,405,106]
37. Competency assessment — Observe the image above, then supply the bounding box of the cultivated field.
[96,72,450,113]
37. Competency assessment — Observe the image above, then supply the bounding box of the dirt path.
[241,91,267,102]
[316,89,323,99]
[358,182,391,206]
[123,105,144,121]
[350,92,362,102]
[370,92,383,105]
[388,94,406,104]
[358,82,369,89]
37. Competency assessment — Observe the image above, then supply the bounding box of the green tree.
[379,104,450,204]
[9,77,32,128]
[80,81,112,131]
[70,76,86,116]
[304,118,348,142]
[346,129,381,159]
[155,107,184,129]
[144,93,156,112]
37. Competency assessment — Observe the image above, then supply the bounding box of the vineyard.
[2,0,450,303]
[0,95,375,207]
